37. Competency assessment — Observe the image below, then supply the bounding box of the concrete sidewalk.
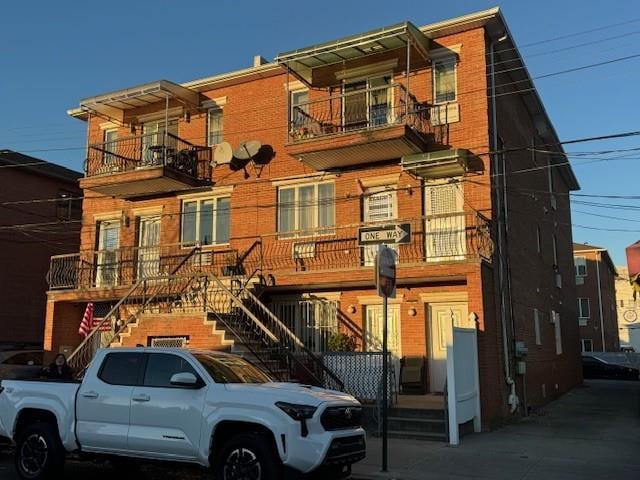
[353,380,640,480]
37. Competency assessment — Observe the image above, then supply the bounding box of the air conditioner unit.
[576,276,585,285]
[430,102,460,125]
[293,242,316,259]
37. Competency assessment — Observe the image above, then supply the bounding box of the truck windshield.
[193,354,272,384]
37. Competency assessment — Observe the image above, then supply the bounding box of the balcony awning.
[402,149,480,179]
[79,80,200,123]
[275,21,429,85]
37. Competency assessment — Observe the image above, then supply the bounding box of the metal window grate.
[150,336,187,348]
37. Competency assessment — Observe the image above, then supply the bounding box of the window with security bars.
[149,336,188,348]
[269,299,338,353]
[363,188,398,266]
[425,182,465,261]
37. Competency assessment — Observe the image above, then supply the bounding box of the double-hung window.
[575,256,587,277]
[434,57,457,104]
[363,187,398,266]
[181,197,230,246]
[207,108,224,147]
[578,298,590,326]
[278,183,335,238]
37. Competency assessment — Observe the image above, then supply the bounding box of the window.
[433,57,457,104]
[291,89,309,128]
[2,351,43,366]
[578,298,590,319]
[363,187,398,266]
[143,353,200,388]
[575,256,587,277]
[425,182,465,261]
[278,183,335,238]
[181,197,230,246]
[365,304,401,356]
[96,219,120,287]
[99,352,144,386]
[207,108,224,146]
[552,310,562,355]
[533,309,542,346]
[343,75,392,129]
[193,353,272,383]
[581,339,593,353]
[103,128,118,165]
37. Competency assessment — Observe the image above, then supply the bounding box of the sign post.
[375,245,396,473]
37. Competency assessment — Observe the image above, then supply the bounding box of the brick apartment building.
[0,150,81,345]
[44,7,581,429]
[573,243,619,352]
[614,266,640,351]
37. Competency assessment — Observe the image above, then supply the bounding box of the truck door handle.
[132,394,150,402]
[81,391,98,399]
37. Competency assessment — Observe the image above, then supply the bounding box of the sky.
[1,0,640,265]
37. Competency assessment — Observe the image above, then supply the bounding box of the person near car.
[43,354,73,380]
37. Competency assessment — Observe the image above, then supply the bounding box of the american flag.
[79,302,94,337]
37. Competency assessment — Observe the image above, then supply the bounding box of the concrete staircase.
[363,405,447,442]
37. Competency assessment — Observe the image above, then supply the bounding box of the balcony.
[259,211,493,274]
[47,243,237,291]
[285,83,433,169]
[80,133,211,198]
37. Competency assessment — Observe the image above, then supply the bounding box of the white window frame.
[277,182,335,239]
[578,297,590,319]
[552,310,562,355]
[181,196,231,247]
[433,56,457,105]
[581,339,593,353]
[575,256,587,277]
[342,73,394,128]
[362,186,399,266]
[290,88,309,128]
[207,107,224,147]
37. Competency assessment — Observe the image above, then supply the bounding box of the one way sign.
[358,223,411,245]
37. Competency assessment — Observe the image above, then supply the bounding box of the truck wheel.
[215,433,281,480]
[14,423,65,479]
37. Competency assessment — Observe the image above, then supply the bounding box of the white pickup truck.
[0,348,365,479]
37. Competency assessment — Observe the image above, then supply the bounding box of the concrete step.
[388,407,446,420]
[387,416,446,434]
[387,430,447,442]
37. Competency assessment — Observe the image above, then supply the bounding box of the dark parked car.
[582,355,639,380]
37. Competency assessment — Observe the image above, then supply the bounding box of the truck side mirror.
[170,372,200,388]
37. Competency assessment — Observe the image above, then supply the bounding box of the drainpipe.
[490,35,518,413]
[596,251,606,351]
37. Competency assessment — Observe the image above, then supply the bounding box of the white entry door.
[137,215,161,279]
[428,302,468,393]
[365,304,401,357]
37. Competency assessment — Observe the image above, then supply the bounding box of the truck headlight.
[275,402,317,420]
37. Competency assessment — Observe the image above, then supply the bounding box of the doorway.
[427,302,468,393]
[137,215,161,279]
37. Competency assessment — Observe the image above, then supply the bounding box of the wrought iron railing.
[47,243,238,290]
[259,212,493,273]
[85,132,211,181]
[67,246,201,373]
[288,83,432,142]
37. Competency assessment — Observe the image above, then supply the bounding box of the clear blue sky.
[1,0,639,265]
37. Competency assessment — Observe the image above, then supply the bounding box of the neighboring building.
[0,150,82,346]
[614,266,640,351]
[44,7,581,430]
[573,243,619,352]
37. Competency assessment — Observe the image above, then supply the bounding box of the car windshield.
[193,354,272,384]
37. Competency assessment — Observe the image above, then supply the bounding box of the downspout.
[596,251,606,351]
[490,35,518,413]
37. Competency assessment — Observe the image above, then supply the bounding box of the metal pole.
[382,293,388,472]
[405,39,410,117]
[164,94,169,163]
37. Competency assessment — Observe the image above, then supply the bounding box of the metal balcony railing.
[260,212,493,273]
[85,132,211,181]
[47,243,238,290]
[288,83,432,142]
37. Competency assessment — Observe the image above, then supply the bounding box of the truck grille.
[321,406,362,431]
[323,435,366,466]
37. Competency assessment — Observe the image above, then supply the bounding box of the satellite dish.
[233,140,261,160]
[213,142,233,166]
